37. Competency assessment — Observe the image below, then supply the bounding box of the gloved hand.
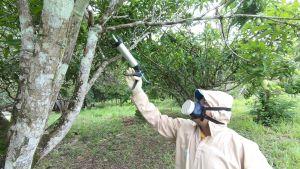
[125,68,143,94]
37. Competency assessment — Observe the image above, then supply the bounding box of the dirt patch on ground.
[122,117,137,126]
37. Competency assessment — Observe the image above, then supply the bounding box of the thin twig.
[111,15,129,19]
[226,0,245,16]
[219,16,250,62]
[106,14,300,31]
[87,8,94,27]
[266,18,300,28]
[99,0,125,26]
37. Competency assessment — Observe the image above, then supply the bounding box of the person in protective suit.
[125,68,273,169]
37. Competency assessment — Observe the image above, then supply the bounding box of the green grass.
[35,102,177,169]
[1,96,299,168]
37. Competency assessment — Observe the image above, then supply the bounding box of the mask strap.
[202,107,230,125]
[203,114,225,125]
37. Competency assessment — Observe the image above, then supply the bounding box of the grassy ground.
[35,100,178,169]
[1,96,299,169]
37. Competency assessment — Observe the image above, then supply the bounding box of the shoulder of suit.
[176,118,197,130]
[225,128,259,147]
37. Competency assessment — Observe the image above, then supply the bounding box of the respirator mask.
[181,90,231,125]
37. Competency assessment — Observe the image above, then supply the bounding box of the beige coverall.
[132,89,273,169]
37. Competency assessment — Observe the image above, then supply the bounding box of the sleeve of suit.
[242,141,273,169]
[131,90,184,140]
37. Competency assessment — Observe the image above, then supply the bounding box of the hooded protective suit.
[131,89,273,169]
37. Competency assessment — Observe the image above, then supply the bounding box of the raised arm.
[125,68,184,139]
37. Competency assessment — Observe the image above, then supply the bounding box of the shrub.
[250,95,296,126]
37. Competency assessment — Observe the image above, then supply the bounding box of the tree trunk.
[48,0,91,113]
[35,25,102,161]
[5,1,74,168]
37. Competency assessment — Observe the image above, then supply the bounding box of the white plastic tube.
[116,43,138,67]
[113,35,138,67]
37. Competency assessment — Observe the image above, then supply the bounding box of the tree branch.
[87,8,94,27]
[62,0,91,64]
[219,16,250,62]
[266,18,300,28]
[49,0,91,118]
[87,55,121,90]
[111,15,129,19]
[1,86,15,101]
[17,0,34,102]
[225,0,245,16]
[199,0,227,19]
[99,0,124,26]
[18,0,34,55]
[14,0,35,127]
[106,14,300,31]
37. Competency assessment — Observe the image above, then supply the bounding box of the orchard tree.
[233,1,300,125]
